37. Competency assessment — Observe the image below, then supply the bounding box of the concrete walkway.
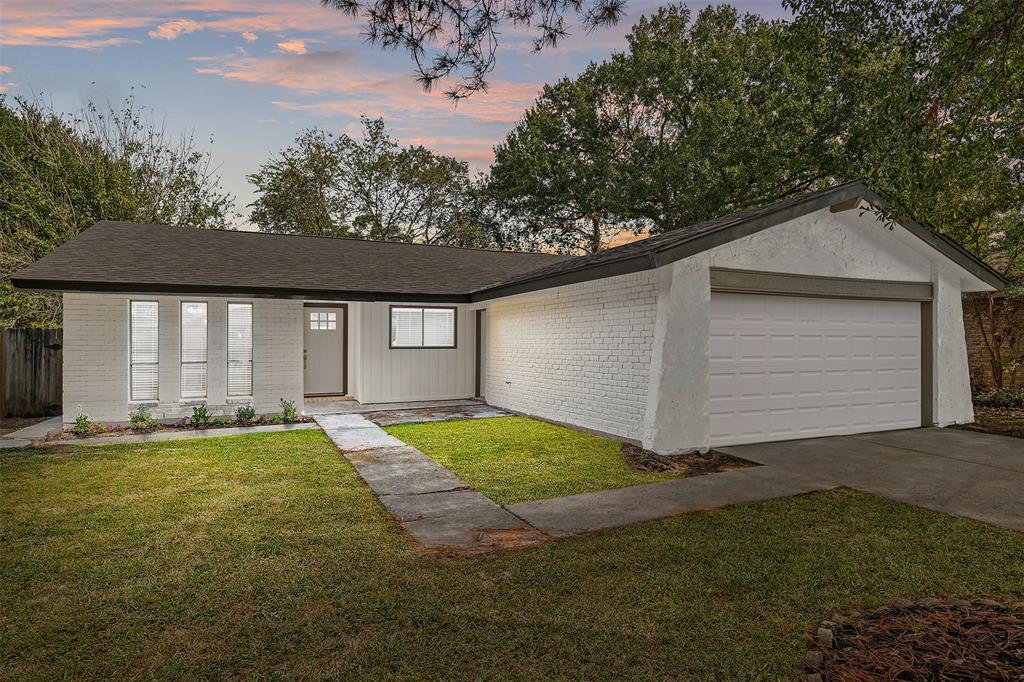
[315,414,545,554]
[508,467,832,536]
[0,416,62,449]
[720,427,1024,532]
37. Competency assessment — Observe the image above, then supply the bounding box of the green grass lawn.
[385,416,681,505]
[3,430,1024,680]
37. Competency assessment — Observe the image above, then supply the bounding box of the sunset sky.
[0,0,788,226]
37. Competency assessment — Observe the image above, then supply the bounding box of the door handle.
[303,348,307,370]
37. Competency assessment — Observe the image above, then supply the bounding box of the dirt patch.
[952,405,1024,438]
[421,527,550,558]
[364,405,509,427]
[803,596,1024,681]
[621,443,756,476]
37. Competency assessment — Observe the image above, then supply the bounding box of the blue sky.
[0,0,788,226]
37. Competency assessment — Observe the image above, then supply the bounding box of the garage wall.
[707,205,973,426]
[355,301,476,403]
[484,270,658,441]
[63,293,303,424]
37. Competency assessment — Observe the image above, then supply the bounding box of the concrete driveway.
[719,427,1024,532]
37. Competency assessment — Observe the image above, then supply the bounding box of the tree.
[0,95,234,328]
[249,117,484,246]
[247,128,354,238]
[486,67,642,253]
[485,5,842,250]
[320,0,626,98]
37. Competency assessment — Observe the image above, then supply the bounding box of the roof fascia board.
[857,187,1008,290]
[650,184,866,269]
[11,278,471,304]
[469,253,655,302]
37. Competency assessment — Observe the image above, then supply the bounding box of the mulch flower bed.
[951,405,1024,438]
[49,415,314,441]
[621,443,756,475]
[802,596,1024,681]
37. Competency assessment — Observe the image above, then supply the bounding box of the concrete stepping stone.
[507,466,832,537]
[315,414,541,554]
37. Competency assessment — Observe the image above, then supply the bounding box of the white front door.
[708,292,922,446]
[304,306,345,395]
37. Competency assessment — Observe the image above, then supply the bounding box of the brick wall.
[63,293,303,423]
[484,271,658,441]
[963,295,1024,389]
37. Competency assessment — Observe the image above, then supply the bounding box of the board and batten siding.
[354,302,476,403]
[62,293,303,423]
[484,270,659,441]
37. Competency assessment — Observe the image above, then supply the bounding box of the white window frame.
[227,302,253,398]
[179,301,208,400]
[389,305,457,349]
[129,300,159,402]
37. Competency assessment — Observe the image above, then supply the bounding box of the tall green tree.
[488,67,641,252]
[249,117,483,246]
[0,95,234,328]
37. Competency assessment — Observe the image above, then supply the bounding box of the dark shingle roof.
[12,180,1006,300]
[11,221,568,302]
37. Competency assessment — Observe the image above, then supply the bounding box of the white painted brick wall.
[484,271,658,441]
[62,293,303,423]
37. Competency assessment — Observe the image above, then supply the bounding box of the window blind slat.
[227,303,253,396]
[130,301,159,401]
[391,308,423,347]
[180,302,207,398]
[423,308,455,347]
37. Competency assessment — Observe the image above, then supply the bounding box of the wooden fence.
[0,328,62,417]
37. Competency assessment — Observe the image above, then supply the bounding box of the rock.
[804,674,823,682]
[804,650,823,667]
[816,627,834,649]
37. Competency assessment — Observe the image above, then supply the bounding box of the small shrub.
[172,417,189,429]
[974,387,1024,409]
[235,404,257,425]
[129,405,157,431]
[73,408,90,436]
[280,398,299,423]
[189,404,211,428]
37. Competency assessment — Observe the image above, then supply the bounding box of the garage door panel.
[709,292,922,446]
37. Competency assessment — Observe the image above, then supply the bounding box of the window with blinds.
[390,306,456,348]
[227,303,253,396]
[130,301,159,401]
[180,302,207,399]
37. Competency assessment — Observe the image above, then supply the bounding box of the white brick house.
[13,181,1006,452]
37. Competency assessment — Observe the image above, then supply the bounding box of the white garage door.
[709,292,922,446]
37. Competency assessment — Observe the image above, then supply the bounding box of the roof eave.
[470,180,1009,300]
[9,277,472,304]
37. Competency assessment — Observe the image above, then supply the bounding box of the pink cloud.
[241,30,258,42]
[0,0,361,49]
[149,18,203,40]
[276,39,306,55]
[0,66,11,74]
[195,49,540,125]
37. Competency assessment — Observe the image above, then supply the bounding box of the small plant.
[974,387,1024,409]
[73,407,90,436]
[172,417,189,429]
[280,398,299,423]
[235,404,257,425]
[129,405,157,431]
[189,404,211,428]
